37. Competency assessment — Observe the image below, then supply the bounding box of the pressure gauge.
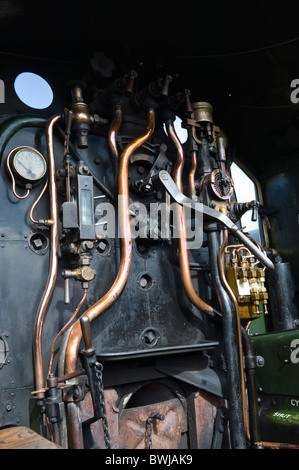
[11,146,47,185]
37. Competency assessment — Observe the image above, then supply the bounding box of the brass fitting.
[248,268,258,279]
[62,266,96,283]
[211,200,229,215]
[238,268,248,282]
[257,269,266,282]
[68,83,99,148]
[262,300,268,313]
[250,287,260,302]
[192,102,214,124]
[37,219,55,226]
[259,287,268,301]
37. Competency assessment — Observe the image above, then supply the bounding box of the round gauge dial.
[12,147,47,183]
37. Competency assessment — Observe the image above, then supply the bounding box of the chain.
[94,361,111,449]
[145,412,165,449]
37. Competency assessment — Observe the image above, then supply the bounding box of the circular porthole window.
[14,72,53,109]
[164,115,188,143]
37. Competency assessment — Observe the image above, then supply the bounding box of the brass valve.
[225,244,268,319]
[67,81,102,148]
[62,266,95,283]
[62,265,96,304]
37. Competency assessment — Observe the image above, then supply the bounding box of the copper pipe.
[236,246,251,257]
[6,145,31,199]
[256,441,299,449]
[65,109,156,374]
[29,179,54,226]
[166,121,215,315]
[57,368,86,383]
[108,105,123,205]
[33,114,61,396]
[189,149,197,199]
[218,228,250,440]
[66,402,84,449]
[108,106,123,162]
[46,291,87,381]
[29,179,48,223]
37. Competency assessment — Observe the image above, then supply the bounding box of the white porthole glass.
[14,72,53,109]
[164,115,188,143]
[173,115,188,143]
[231,162,262,242]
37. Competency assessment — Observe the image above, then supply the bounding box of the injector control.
[67,81,107,148]
[228,200,260,223]
[62,262,96,304]
[224,246,269,319]
[62,266,95,283]
[132,74,173,110]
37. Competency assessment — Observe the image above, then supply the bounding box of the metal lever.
[155,170,274,271]
[64,278,70,305]
[216,135,227,181]
[80,315,94,355]
[160,74,172,97]
[80,316,102,422]
[125,70,138,96]
[250,201,259,222]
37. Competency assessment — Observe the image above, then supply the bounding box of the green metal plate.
[251,329,299,396]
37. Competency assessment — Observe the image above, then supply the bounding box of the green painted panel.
[251,329,299,396]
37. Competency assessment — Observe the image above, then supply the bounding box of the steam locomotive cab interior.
[0,2,298,450]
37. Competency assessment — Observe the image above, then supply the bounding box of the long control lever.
[80,316,103,422]
[155,170,274,271]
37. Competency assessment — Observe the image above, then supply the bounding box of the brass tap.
[68,82,99,148]
[62,266,96,283]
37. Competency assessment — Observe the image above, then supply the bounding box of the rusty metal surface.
[79,386,230,449]
[80,389,188,449]
[80,390,188,449]
[80,389,121,448]
[190,389,226,448]
[119,398,187,449]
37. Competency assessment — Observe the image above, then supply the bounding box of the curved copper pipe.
[218,228,249,439]
[47,290,87,381]
[29,179,54,226]
[6,145,31,199]
[166,121,215,315]
[108,106,123,162]
[189,150,197,199]
[108,105,123,199]
[33,114,61,396]
[29,179,48,223]
[65,109,156,374]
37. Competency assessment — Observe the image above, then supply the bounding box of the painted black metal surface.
[0,101,224,429]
